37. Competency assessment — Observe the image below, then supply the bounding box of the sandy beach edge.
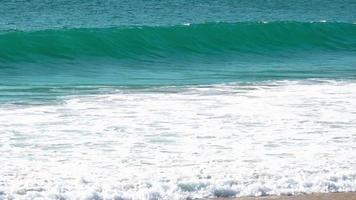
[207,192,356,200]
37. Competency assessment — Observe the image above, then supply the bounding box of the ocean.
[1,0,356,199]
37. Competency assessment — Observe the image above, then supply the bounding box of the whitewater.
[1,80,356,199]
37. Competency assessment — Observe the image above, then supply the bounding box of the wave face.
[1,22,356,60]
[1,22,356,88]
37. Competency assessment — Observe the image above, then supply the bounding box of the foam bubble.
[0,80,356,199]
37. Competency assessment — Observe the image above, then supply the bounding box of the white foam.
[0,80,356,199]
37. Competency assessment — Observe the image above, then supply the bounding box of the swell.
[1,22,356,63]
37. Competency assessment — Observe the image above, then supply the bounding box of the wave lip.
[1,22,356,62]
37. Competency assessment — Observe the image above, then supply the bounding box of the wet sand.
[210,192,356,200]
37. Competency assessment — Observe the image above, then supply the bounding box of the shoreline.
[208,192,356,200]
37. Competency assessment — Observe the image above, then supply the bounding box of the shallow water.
[1,80,356,199]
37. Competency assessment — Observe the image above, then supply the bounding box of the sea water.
[1,0,356,199]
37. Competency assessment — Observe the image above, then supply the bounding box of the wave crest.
[1,22,356,62]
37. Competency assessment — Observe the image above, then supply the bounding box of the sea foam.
[0,80,356,199]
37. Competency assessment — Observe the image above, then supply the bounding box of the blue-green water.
[1,0,356,102]
[2,1,356,199]
[2,0,356,30]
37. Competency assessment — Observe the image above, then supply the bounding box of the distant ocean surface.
[1,1,356,199]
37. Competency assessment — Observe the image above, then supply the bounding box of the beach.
[212,192,356,200]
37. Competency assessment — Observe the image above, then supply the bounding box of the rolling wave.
[1,22,356,63]
[1,22,356,89]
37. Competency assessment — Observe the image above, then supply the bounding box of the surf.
[1,22,356,63]
[1,21,356,98]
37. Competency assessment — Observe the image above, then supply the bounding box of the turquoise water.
[2,0,356,30]
[1,21,356,102]
[1,1,356,101]
[1,1,356,199]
